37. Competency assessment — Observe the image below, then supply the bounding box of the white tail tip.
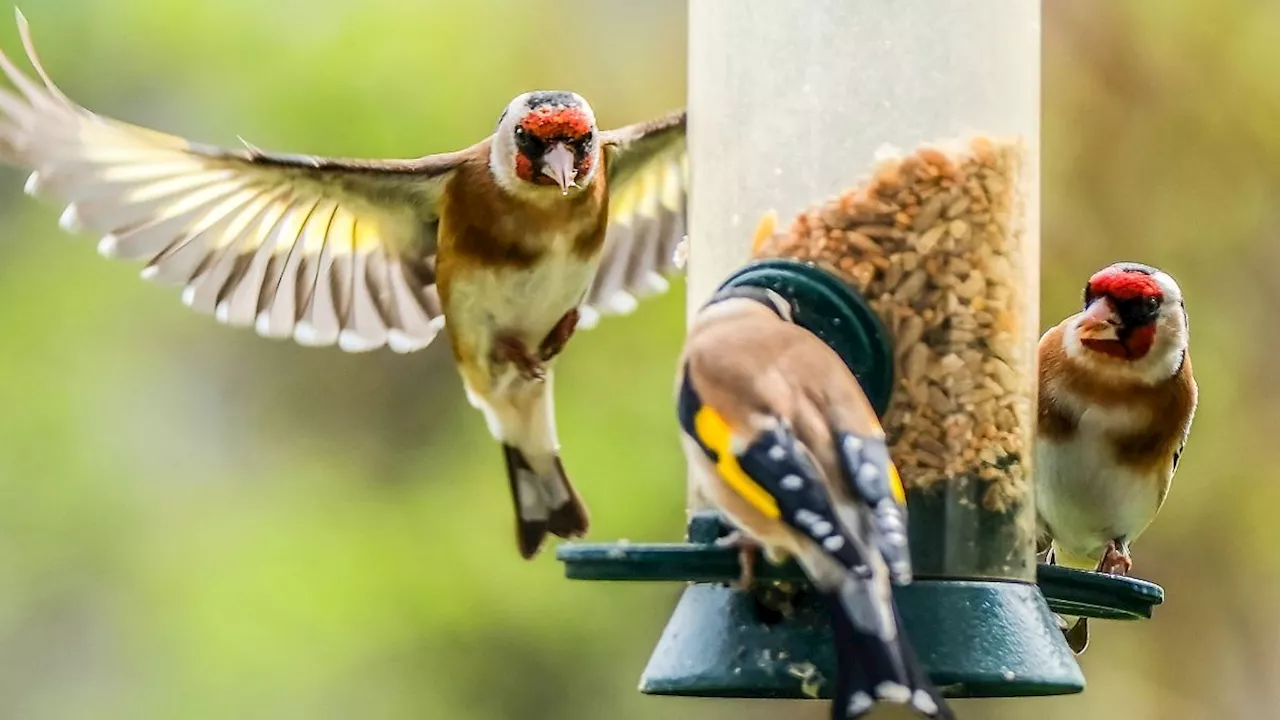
[912,690,938,715]
[846,692,874,716]
[875,682,912,704]
[23,171,40,196]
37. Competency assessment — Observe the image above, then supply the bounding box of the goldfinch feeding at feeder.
[1036,261,1197,652]
[0,11,688,559]
[674,245,953,718]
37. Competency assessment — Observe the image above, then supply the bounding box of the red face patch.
[1082,323,1156,360]
[520,107,592,141]
[514,153,537,183]
[1088,268,1163,302]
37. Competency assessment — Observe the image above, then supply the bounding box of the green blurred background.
[0,1,1274,718]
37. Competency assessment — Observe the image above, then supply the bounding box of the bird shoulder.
[677,370,782,520]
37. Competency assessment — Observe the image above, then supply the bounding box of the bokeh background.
[0,0,1274,718]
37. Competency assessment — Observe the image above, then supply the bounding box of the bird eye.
[514,126,525,136]
[1146,296,1160,310]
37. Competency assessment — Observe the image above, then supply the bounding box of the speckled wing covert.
[582,109,687,328]
[0,11,465,353]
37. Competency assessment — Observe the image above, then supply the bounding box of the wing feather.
[0,11,466,352]
[581,109,687,327]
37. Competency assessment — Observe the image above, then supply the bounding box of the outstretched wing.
[0,11,468,353]
[581,108,686,327]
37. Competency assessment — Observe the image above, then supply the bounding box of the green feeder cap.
[717,258,894,416]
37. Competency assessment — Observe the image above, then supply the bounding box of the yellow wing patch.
[888,463,906,506]
[692,406,781,520]
[607,150,685,228]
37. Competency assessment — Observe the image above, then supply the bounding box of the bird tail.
[466,370,590,559]
[503,445,589,559]
[1045,545,1091,654]
[1064,617,1089,654]
[821,590,953,720]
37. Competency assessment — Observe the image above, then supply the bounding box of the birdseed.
[754,135,1034,513]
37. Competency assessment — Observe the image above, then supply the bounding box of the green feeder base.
[559,513,1166,699]
[640,579,1080,699]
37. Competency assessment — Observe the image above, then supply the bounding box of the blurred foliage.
[0,0,1275,718]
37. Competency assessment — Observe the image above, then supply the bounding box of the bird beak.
[540,143,578,194]
[1078,298,1121,341]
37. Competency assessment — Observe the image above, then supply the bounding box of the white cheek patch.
[1151,270,1183,304]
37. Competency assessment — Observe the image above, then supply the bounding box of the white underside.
[449,234,598,456]
[1035,415,1164,568]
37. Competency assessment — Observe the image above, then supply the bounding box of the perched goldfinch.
[1037,261,1197,652]
[675,273,952,719]
[0,12,687,559]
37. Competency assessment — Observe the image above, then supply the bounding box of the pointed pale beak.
[540,143,578,194]
[1077,297,1121,341]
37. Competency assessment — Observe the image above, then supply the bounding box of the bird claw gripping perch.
[1097,539,1133,576]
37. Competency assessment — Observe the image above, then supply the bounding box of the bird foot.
[1096,539,1132,576]
[493,334,546,382]
[538,308,580,362]
[716,530,761,591]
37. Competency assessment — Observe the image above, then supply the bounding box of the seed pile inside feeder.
[755,136,1034,512]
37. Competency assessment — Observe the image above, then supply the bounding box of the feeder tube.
[685,0,1041,580]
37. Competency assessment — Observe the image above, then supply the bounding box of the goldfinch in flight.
[0,11,688,559]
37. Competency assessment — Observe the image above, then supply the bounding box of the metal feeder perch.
[559,0,1165,702]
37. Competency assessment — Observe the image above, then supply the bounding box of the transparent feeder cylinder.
[687,0,1041,580]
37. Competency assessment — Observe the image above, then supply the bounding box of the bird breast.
[445,225,601,362]
[1035,402,1166,563]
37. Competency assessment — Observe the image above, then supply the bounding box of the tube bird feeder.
[559,0,1164,701]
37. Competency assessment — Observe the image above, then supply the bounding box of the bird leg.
[492,334,546,382]
[538,308,580,362]
[1096,538,1132,576]
[715,530,762,591]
